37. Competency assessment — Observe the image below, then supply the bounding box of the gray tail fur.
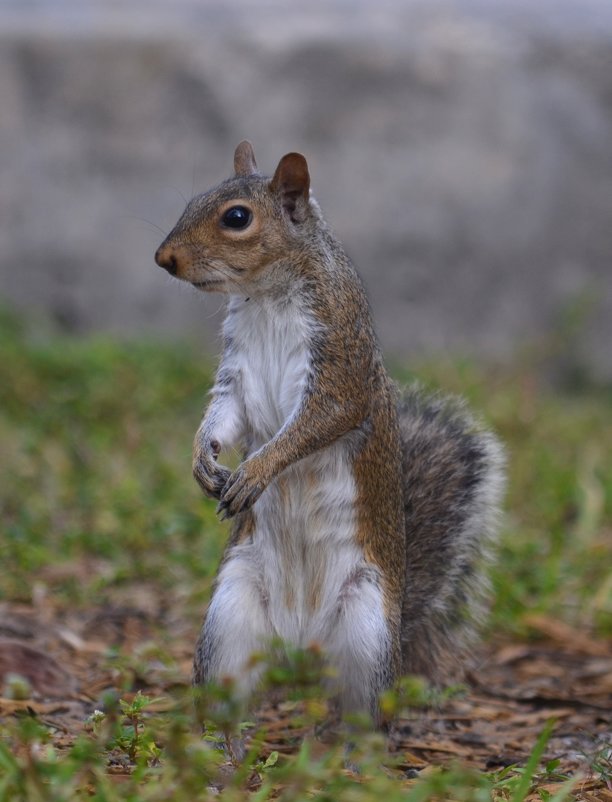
[397,383,505,685]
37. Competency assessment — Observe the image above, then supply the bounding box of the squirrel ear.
[270,153,310,222]
[234,140,258,177]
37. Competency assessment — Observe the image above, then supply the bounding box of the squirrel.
[155,141,505,723]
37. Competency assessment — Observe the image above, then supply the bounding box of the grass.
[0,308,610,800]
[0,311,221,612]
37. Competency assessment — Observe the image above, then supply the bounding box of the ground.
[0,312,610,800]
[0,596,611,799]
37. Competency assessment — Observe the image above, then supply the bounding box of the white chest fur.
[220,293,372,647]
[224,293,313,444]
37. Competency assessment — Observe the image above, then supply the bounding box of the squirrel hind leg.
[321,564,395,723]
[193,547,272,708]
[397,383,505,686]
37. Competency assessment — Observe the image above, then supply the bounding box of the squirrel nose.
[155,243,178,276]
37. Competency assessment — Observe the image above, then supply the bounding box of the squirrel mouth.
[192,279,225,289]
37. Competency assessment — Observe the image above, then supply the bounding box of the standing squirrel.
[155,142,505,721]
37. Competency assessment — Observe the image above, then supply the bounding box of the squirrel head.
[155,141,314,294]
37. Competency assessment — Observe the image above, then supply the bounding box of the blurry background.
[1,0,612,378]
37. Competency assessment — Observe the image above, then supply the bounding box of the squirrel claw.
[219,467,264,517]
[216,500,232,520]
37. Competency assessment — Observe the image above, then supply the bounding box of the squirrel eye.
[221,206,252,230]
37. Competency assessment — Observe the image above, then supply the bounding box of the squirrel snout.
[155,244,178,276]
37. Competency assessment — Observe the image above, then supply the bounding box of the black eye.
[221,206,252,229]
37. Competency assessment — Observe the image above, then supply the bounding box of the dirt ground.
[0,594,610,800]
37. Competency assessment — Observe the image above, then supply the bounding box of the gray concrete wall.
[1,0,612,379]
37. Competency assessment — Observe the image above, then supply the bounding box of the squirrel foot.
[218,460,267,518]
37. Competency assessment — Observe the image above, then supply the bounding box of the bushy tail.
[397,383,505,685]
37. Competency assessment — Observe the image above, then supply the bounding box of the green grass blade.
[510,719,555,802]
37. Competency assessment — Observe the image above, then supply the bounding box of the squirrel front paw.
[192,444,231,500]
[217,459,267,519]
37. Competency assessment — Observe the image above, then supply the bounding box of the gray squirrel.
[155,141,505,722]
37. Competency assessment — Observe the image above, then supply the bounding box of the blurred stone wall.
[1,0,612,379]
